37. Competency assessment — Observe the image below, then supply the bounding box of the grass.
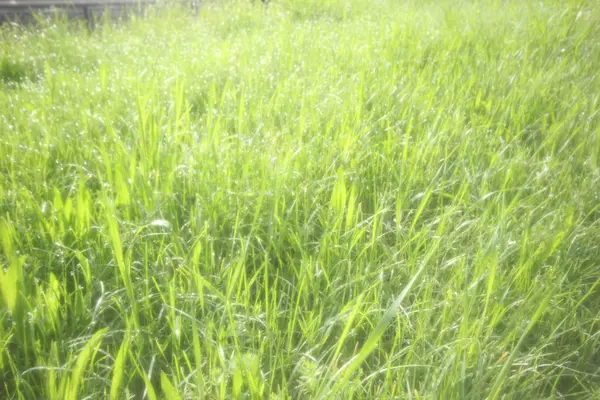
[1,0,600,398]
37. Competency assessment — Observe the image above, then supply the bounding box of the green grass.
[1,0,600,398]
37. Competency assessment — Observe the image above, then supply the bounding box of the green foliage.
[0,56,34,85]
[1,0,600,398]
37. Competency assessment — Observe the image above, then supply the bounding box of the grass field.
[1,0,600,398]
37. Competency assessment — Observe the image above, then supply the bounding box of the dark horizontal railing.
[0,0,152,5]
[0,0,178,26]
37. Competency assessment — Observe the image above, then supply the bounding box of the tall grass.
[1,0,600,398]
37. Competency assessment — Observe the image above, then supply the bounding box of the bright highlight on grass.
[1,0,600,398]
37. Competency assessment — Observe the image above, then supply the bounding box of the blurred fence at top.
[0,0,201,25]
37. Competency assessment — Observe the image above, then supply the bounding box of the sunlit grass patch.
[1,0,600,398]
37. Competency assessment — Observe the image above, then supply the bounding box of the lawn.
[1,0,600,398]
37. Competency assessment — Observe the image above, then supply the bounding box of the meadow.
[1,0,600,398]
